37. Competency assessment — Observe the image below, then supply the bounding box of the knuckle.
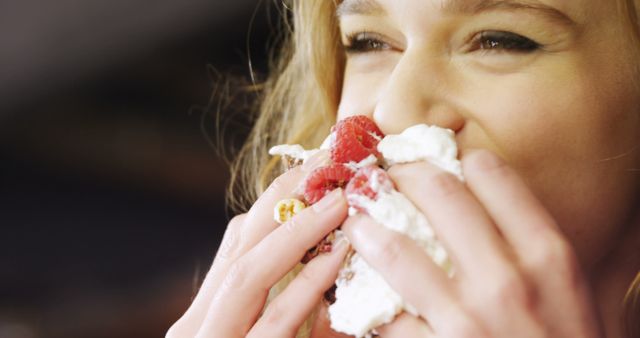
[485,271,532,309]
[261,301,287,328]
[424,171,462,198]
[296,257,330,295]
[224,258,251,291]
[266,174,291,197]
[297,264,317,284]
[255,303,298,338]
[216,215,246,261]
[528,239,556,268]
[283,216,303,235]
[528,236,579,278]
[376,235,404,266]
[228,213,247,230]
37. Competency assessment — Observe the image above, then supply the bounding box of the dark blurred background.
[0,1,274,337]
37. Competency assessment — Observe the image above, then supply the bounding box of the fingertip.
[341,213,371,239]
[302,150,331,172]
[387,161,430,181]
[330,232,351,256]
[312,188,346,213]
[375,312,433,338]
[386,162,410,179]
[388,161,451,192]
[341,214,393,259]
[462,149,506,173]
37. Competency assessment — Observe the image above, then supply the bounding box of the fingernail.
[313,188,343,212]
[302,151,329,172]
[331,231,349,251]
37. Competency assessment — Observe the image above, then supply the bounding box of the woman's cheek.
[466,59,639,269]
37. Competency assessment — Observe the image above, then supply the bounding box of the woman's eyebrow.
[336,0,576,26]
[450,0,576,26]
[336,0,385,17]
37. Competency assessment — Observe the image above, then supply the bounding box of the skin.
[167,0,640,337]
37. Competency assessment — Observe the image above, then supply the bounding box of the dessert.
[330,115,384,164]
[304,164,355,204]
[269,116,462,338]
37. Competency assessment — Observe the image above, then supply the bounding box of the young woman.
[167,0,640,337]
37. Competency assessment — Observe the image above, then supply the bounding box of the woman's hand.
[342,149,604,338]
[166,153,351,338]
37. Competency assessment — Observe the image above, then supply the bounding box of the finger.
[247,236,350,338]
[380,312,488,338]
[388,161,511,279]
[213,214,249,265]
[376,312,433,338]
[461,150,566,266]
[463,150,600,336]
[196,189,348,337]
[342,214,464,333]
[240,150,330,255]
[174,152,329,337]
[167,213,247,338]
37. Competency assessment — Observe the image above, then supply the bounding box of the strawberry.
[346,165,395,212]
[303,164,355,204]
[331,115,385,164]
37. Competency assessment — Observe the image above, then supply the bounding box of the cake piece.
[269,116,461,337]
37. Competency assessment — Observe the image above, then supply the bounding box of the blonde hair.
[226,0,344,213]
[227,1,640,337]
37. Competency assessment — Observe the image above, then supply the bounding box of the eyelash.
[472,31,541,52]
[344,31,391,53]
[343,30,541,54]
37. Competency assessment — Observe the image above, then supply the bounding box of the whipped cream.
[378,124,463,180]
[346,154,379,171]
[329,124,460,337]
[269,124,462,338]
[268,144,320,162]
[320,132,335,150]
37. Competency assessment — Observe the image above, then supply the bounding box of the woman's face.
[336,0,640,270]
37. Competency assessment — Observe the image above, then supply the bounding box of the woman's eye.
[472,31,540,53]
[343,32,391,54]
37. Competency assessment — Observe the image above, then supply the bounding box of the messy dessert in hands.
[269,115,463,338]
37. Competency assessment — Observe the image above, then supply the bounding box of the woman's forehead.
[338,0,578,25]
[334,0,631,20]
[334,0,640,35]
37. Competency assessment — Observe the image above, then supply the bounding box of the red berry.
[346,165,395,211]
[342,115,384,138]
[331,115,385,164]
[303,164,355,204]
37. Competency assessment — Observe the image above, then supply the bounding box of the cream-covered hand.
[342,150,604,338]
[166,154,350,338]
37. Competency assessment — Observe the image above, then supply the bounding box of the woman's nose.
[372,47,466,135]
